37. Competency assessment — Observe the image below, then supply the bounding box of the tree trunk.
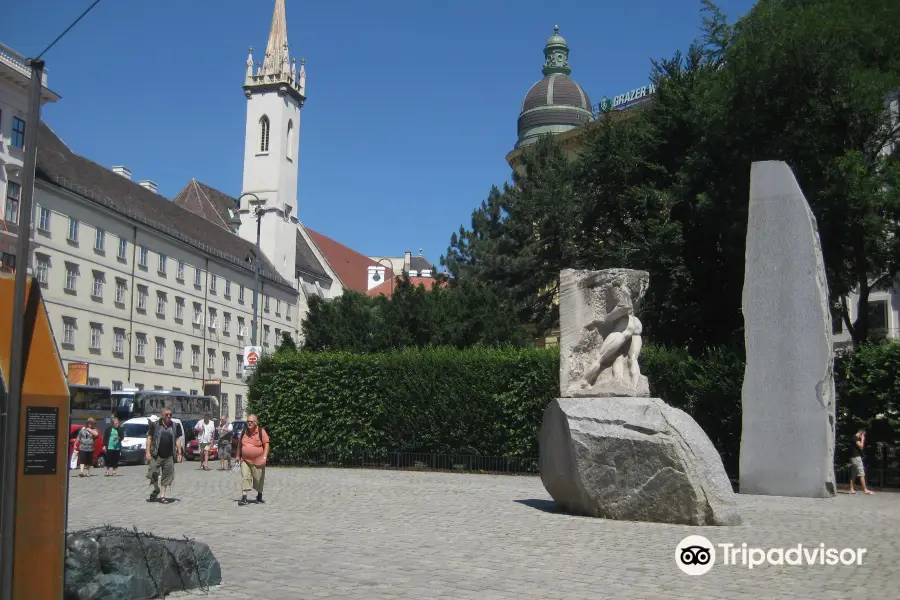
[852,281,870,347]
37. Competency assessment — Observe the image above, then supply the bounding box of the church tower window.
[286,120,294,160]
[259,116,270,152]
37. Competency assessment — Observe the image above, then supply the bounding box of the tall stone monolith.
[740,161,836,498]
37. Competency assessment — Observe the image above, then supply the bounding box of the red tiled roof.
[305,227,388,294]
[366,276,447,299]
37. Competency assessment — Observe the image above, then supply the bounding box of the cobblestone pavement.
[67,463,900,600]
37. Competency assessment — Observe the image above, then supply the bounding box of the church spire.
[243,0,305,104]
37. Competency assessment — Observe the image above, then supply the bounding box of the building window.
[0,252,12,273]
[156,291,166,316]
[239,285,245,304]
[259,116,270,152]
[64,263,78,292]
[236,355,243,377]
[210,275,217,293]
[235,395,244,419]
[158,253,167,274]
[90,323,102,350]
[67,218,78,242]
[155,337,165,361]
[116,237,126,260]
[174,341,183,365]
[264,295,270,312]
[91,271,104,298]
[38,206,50,231]
[207,349,215,370]
[137,285,148,311]
[237,317,246,338]
[135,384,145,391]
[286,303,292,321]
[276,298,281,316]
[275,328,281,346]
[221,393,229,420]
[135,333,147,357]
[224,312,231,334]
[94,228,105,251]
[286,120,293,160]
[11,117,25,150]
[189,388,197,395]
[154,385,164,391]
[115,279,126,304]
[193,302,202,325]
[138,246,148,267]
[224,280,231,298]
[35,255,49,284]
[175,297,184,320]
[63,318,75,345]
[112,381,123,391]
[263,324,270,346]
[5,181,21,223]
[194,267,202,287]
[222,351,230,373]
[113,329,125,354]
[88,377,100,386]
[191,345,200,368]
[868,300,889,332]
[208,307,217,329]
[177,260,185,280]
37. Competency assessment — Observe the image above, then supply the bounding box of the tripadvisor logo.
[676,536,867,575]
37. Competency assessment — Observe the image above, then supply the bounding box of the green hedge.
[248,342,900,476]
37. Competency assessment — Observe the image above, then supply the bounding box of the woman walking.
[76,418,100,477]
[103,417,124,476]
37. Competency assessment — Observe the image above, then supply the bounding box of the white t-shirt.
[195,420,216,444]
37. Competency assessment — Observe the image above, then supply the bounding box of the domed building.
[514,26,594,151]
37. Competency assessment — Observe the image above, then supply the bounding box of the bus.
[112,389,219,422]
[69,384,114,431]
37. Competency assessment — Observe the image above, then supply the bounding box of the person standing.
[217,418,233,471]
[103,417,124,476]
[194,413,216,471]
[849,429,875,495]
[236,414,269,506]
[145,409,183,503]
[75,418,100,477]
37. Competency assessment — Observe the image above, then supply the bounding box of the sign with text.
[243,346,262,377]
[597,83,657,113]
[24,406,59,475]
[67,362,89,385]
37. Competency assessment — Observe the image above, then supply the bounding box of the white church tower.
[239,0,307,284]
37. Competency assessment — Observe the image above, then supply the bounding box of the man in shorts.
[217,417,233,470]
[145,409,183,503]
[849,429,875,495]
[194,412,216,471]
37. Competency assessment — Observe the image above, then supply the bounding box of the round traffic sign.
[247,351,259,366]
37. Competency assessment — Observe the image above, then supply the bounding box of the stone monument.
[739,161,836,498]
[539,268,742,526]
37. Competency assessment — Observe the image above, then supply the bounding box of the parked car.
[118,416,185,465]
[185,433,219,461]
[69,424,107,469]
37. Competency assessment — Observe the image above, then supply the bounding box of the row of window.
[35,210,290,319]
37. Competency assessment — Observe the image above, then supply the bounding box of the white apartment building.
[0,1,360,419]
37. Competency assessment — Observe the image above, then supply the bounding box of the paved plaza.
[67,463,899,599]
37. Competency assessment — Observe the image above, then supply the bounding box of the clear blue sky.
[2,0,756,268]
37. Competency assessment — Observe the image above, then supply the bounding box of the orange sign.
[246,351,259,366]
[67,362,89,385]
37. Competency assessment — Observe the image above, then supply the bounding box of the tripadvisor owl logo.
[676,535,715,575]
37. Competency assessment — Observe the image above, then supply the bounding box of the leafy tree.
[275,330,298,355]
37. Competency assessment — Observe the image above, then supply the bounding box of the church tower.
[239,0,307,284]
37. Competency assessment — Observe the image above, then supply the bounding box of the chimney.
[403,250,411,273]
[111,166,131,180]
[139,180,159,194]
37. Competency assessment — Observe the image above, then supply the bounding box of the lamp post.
[236,193,262,346]
[375,258,394,296]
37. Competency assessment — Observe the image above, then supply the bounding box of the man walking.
[236,414,269,506]
[145,409,183,504]
[194,412,216,471]
[849,429,875,495]
[217,418,233,471]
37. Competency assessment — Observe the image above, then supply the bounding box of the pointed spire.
[262,0,290,78]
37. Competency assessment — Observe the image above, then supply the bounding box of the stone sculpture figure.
[740,161,836,498]
[540,267,742,526]
[559,269,650,398]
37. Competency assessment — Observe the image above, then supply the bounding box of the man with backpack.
[236,414,269,506]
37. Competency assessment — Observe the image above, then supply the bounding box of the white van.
[119,416,185,465]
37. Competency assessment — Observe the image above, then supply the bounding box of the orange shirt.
[240,426,269,466]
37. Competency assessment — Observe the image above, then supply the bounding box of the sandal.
[865,490,875,495]
[160,498,171,504]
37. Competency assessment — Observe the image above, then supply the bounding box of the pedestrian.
[145,409,183,504]
[75,418,100,477]
[103,417,124,476]
[236,414,269,506]
[849,429,875,495]
[194,412,216,471]
[217,417,234,471]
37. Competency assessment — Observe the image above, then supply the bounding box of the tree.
[275,330,298,355]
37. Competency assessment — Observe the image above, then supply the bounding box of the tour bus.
[112,389,219,422]
[69,384,114,431]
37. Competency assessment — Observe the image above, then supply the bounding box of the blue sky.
[2,0,756,268]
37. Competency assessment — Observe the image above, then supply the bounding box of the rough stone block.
[559,268,651,398]
[539,397,742,526]
[740,160,836,498]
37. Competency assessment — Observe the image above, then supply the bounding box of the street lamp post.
[375,258,394,296]
[235,193,262,347]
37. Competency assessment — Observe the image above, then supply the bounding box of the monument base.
[539,397,742,526]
